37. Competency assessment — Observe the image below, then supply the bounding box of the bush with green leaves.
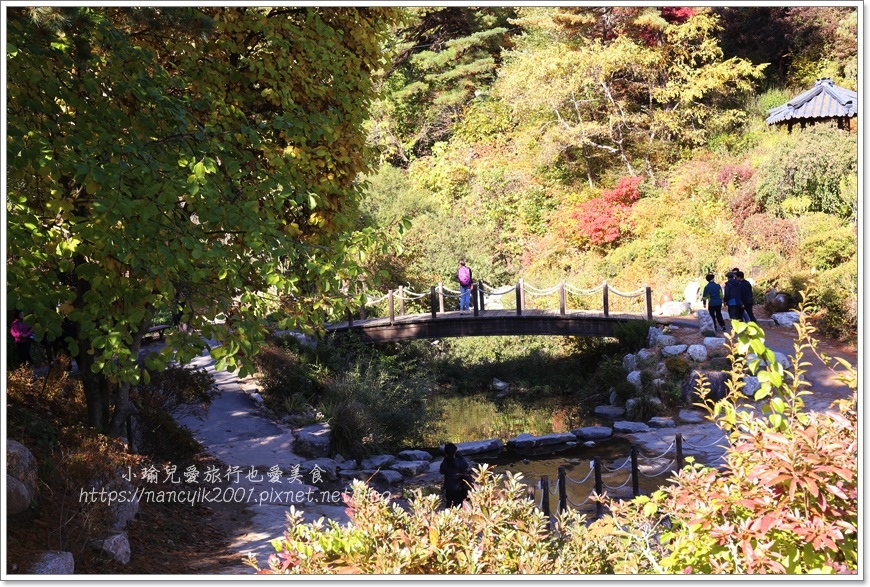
[754,125,857,220]
[614,319,655,353]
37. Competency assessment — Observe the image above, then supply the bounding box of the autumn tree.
[6,7,399,435]
[495,8,766,184]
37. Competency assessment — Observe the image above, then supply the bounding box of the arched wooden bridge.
[326,280,655,343]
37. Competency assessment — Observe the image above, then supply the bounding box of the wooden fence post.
[360,302,366,320]
[438,282,445,314]
[603,282,609,318]
[593,457,603,519]
[515,281,523,316]
[398,285,405,316]
[540,476,551,518]
[676,433,684,470]
[558,466,567,514]
[631,447,640,497]
[645,285,653,321]
[388,290,395,325]
[430,286,437,319]
[472,282,479,317]
[478,280,485,312]
[559,281,566,315]
[521,278,526,312]
[346,309,353,327]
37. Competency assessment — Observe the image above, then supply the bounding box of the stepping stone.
[594,405,625,419]
[647,417,675,428]
[572,426,612,441]
[613,421,650,433]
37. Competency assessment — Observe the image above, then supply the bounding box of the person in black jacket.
[737,271,756,323]
[723,271,743,328]
[440,442,473,507]
[701,273,726,332]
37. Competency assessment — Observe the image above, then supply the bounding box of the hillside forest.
[359,6,858,341]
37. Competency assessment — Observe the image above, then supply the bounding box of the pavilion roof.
[766,78,857,125]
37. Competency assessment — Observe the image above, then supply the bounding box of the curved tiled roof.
[766,78,858,125]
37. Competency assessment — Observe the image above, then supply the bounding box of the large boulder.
[391,460,430,477]
[771,311,801,327]
[703,337,727,352]
[647,326,663,347]
[654,334,677,348]
[374,470,404,485]
[594,405,625,419]
[637,348,656,363]
[91,533,131,565]
[765,290,792,314]
[626,370,643,392]
[572,426,612,441]
[696,309,715,333]
[396,450,432,462]
[684,281,701,305]
[6,439,38,500]
[360,455,396,470]
[623,354,637,373]
[293,423,332,459]
[613,421,650,434]
[7,474,32,516]
[299,458,339,482]
[647,417,675,429]
[660,301,692,316]
[456,438,503,456]
[742,375,761,399]
[682,370,730,403]
[661,344,688,357]
[687,344,708,362]
[29,551,74,574]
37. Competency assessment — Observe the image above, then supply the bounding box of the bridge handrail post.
[478,280,485,312]
[645,285,653,321]
[346,308,353,327]
[631,446,640,497]
[360,303,366,320]
[398,286,405,316]
[388,289,395,325]
[438,282,445,314]
[430,286,437,319]
[557,466,567,513]
[521,279,526,312]
[594,457,603,519]
[676,433,684,470]
[515,280,523,316]
[540,475,551,518]
[559,281,566,316]
[603,282,610,318]
[472,281,479,316]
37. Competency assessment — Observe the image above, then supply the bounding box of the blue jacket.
[701,281,723,306]
[724,279,742,307]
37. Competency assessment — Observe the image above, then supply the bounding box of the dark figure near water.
[701,273,726,332]
[736,271,756,323]
[440,442,473,508]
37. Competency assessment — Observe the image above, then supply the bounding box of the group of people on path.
[701,268,756,332]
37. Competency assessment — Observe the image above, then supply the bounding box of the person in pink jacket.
[10,311,34,365]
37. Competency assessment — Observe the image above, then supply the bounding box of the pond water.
[420,394,679,515]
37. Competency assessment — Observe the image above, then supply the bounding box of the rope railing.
[531,432,729,521]
[348,278,654,323]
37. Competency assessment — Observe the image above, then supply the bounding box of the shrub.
[614,319,656,353]
[740,213,798,257]
[250,306,857,575]
[254,343,314,408]
[663,355,692,380]
[572,176,643,246]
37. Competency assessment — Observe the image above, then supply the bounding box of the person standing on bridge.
[457,259,473,314]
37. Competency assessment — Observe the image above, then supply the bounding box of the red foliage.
[660,7,696,24]
[573,176,643,245]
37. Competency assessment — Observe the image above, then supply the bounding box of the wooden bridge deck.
[325,308,653,343]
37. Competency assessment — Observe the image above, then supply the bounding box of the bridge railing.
[354,280,652,324]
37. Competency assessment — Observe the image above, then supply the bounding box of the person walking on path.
[457,260,473,314]
[440,442,473,507]
[701,273,726,332]
[10,310,34,366]
[737,271,756,323]
[723,271,743,329]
